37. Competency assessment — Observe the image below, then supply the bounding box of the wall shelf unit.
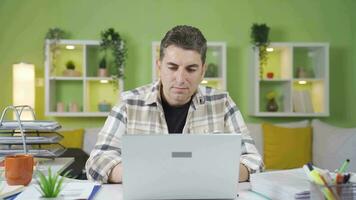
[249,42,329,117]
[45,39,123,117]
[151,41,227,90]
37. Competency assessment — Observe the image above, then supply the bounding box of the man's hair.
[159,25,207,64]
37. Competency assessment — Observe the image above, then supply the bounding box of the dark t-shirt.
[162,98,191,134]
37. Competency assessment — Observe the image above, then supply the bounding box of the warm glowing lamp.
[12,62,35,120]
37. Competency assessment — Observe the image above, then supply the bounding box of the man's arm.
[224,95,264,181]
[108,163,123,183]
[239,163,249,182]
[85,105,127,183]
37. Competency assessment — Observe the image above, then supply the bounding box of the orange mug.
[5,154,34,185]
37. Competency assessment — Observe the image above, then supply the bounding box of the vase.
[97,68,108,77]
[266,98,278,112]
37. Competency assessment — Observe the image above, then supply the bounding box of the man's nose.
[176,68,186,83]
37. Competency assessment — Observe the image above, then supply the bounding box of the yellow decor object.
[262,123,312,170]
[58,129,84,148]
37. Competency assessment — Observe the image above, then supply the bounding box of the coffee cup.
[5,154,34,185]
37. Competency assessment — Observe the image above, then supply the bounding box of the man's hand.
[108,163,123,183]
[239,163,249,182]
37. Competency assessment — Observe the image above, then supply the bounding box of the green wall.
[0,0,355,128]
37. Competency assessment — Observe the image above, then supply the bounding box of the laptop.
[122,134,241,200]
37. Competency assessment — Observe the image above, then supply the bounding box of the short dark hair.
[159,25,207,64]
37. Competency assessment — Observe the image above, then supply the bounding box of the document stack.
[0,105,66,157]
[250,168,311,200]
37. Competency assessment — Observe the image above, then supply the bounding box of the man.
[86,25,263,183]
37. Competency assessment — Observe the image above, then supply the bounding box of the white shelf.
[151,41,227,90]
[45,39,123,117]
[249,42,329,117]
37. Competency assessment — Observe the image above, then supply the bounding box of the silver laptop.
[122,134,241,200]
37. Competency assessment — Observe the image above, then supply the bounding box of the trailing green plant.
[100,28,127,81]
[65,60,75,70]
[45,27,68,74]
[35,167,71,198]
[250,23,270,78]
[99,57,107,69]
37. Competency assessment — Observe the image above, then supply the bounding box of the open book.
[0,181,25,199]
[250,168,310,199]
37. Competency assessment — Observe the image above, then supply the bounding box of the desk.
[36,157,74,175]
[93,182,267,200]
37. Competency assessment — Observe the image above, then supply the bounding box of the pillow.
[312,119,356,172]
[82,128,100,155]
[262,123,312,170]
[247,120,309,157]
[58,129,84,149]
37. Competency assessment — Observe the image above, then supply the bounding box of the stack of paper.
[0,181,25,199]
[250,168,311,200]
[14,181,100,200]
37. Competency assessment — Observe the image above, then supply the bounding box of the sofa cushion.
[247,120,309,157]
[262,123,312,170]
[59,129,84,148]
[312,119,356,172]
[82,128,100,155]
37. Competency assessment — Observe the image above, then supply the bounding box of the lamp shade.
[12,62,35,120]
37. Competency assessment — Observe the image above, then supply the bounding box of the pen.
[338,159,350,173]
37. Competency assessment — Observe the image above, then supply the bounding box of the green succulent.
[35,167,71,198]
[66,60,75,70]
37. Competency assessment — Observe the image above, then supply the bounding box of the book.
[250,168,310,200]
[0,181,25,199]
[293,90,314,113]
[14,181,100,200]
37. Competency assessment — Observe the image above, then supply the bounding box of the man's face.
[157,45,206,106]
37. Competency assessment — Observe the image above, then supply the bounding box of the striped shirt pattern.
[86,81,264,183]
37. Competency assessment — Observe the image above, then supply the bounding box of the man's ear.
[156,59,161,78]
[201,63,207,80]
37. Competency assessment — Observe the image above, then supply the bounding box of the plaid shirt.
[86,81,264,183]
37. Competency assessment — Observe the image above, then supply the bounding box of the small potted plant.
[266,91,278,112]
[36,167,70,198]
[98,57,108,77]
[63,60,81,77]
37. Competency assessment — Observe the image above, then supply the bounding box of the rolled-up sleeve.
[224,96,264,173]
[85,104,127,183]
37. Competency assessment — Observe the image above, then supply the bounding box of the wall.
[0,0,355,128]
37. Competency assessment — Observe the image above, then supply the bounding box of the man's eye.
[187,68,197,72]
[168,66,178,71]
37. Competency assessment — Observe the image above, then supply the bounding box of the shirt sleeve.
[85,103,127,183]
[224,95,264,173]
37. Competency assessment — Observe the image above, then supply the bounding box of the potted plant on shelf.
[266,91,278,112]
[98,57,108,77]
[250,23,270,79]
[100,28,127,90]
[45,27,68,75]
[63,60,81,77]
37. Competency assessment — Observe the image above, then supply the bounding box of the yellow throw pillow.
[262,123,312,170]
[58,129,84,149]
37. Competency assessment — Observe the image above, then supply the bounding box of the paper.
[0,181,25,199]
[14,181,98,200]
[250,168,310,200]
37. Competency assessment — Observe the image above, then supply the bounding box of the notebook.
[250,168,310,200]
[122,134,241,200]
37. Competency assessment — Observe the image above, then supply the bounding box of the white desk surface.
[35,157,74,175]
[94,182,267,200]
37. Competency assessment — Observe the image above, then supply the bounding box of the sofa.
[80,119,356,172]
[247,119,356,172]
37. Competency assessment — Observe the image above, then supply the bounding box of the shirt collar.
[144,80,206,109]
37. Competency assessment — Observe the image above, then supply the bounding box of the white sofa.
[247,119,356,172]
[82,119,356,172]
